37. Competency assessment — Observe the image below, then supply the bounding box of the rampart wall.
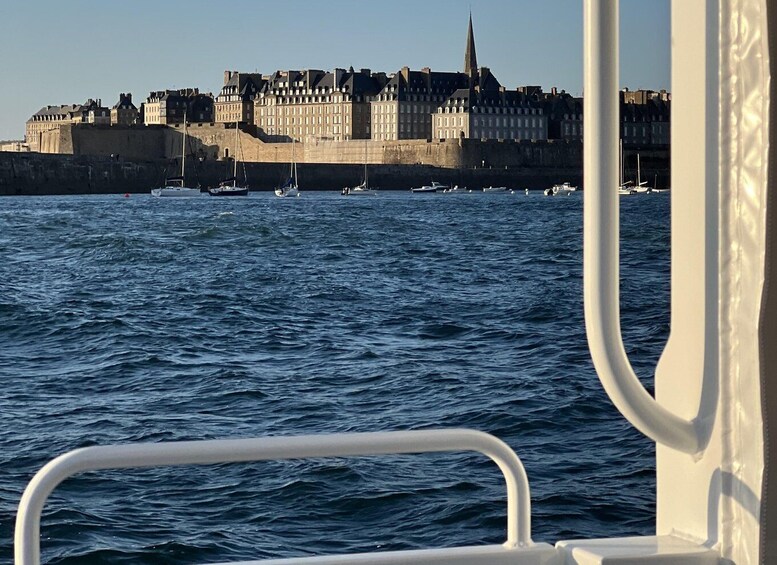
[12,124,668,195]
[41,124,594,170]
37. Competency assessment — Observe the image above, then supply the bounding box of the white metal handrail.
[15,429,531,565]
[583,0,701,454]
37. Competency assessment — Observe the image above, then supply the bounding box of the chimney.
[551,87,558,96]
[401,66,410,81]
[224,70,232,84]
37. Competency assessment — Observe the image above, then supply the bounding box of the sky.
[0,0,670,141]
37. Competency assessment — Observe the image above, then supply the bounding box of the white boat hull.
[343,188,376,196]
[275,186,299,197]
[151,186,202,197]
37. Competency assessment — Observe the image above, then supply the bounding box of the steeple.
[464,12,478,81]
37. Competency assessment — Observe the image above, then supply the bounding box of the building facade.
[25,99,109,152]
[215,71,266,125]
[111,93,139,126]
[540,89,584,141]
[433,81,548,141]
[620,89,671,145]
[143,89,214,125]
[371,67,469,141]
[254,68,387,142]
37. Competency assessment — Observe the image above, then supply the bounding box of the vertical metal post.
[583,0,701,454]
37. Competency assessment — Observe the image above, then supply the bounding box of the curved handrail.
[583,0,701,454]
[15,429,531,565]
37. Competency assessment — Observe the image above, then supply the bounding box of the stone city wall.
[0,151,605,195]
[41,123,594,170]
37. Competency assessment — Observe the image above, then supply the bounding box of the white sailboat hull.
[275,186,299,197]
[151,186,202,197]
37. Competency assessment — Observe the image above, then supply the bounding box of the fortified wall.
[0,151,596,195]
[41,123,591,170]
[7,124,667,195]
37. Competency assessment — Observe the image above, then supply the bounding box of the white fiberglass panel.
[656,1,769,564]
[718,0,769,561]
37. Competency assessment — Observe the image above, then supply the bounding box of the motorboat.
[543,182,577,196]
[411,181,447,193]
[15,3,777,565]
[442,184,469,193]
[482,186,507,192]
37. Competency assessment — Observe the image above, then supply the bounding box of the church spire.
[464,12,478,80]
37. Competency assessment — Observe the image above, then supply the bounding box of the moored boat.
[151,113,201,197]
[275,139,300,198]
[411,181,447,193]
[209,122,249,196]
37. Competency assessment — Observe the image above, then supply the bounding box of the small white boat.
[411,181,447,193]
[543,182,577,196]
[482,186,507,192]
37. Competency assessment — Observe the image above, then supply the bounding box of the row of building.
[22,15,670,153]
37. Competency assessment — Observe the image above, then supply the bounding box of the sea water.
[0,190,668,564]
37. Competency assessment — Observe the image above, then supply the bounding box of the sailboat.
[617,139,636,195]
[275,138,300,197]
[208,122,249,196]
[342,141,376,196]
[632,153,650,193]
[151,112,202,197]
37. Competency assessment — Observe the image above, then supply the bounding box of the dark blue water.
[0,190,668,564]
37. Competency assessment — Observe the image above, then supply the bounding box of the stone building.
[0,140,29,152]
[25,99,109,152]
[430,15,546,142]
[143,89,214,125]
[371,67,469,141]
[111,93,139,126]
[254,68,387,142]
[620,89,670,145]
[540,89,584,141]
[433,80,547,141]
[215,71,266,125]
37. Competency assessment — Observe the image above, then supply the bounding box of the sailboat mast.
[292,138,298,187]
[182,110,187,183]
[364,140,368,188]
[233,121,238,185]
[637,153,641,186]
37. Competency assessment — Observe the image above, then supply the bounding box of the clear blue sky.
[0,0,669,141]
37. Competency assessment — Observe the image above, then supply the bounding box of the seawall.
[0,151,610,195]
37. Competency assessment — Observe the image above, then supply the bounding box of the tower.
[464,12,478,87]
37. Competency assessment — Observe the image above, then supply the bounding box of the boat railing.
[582,0,702,454]
[15,429,555,565]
